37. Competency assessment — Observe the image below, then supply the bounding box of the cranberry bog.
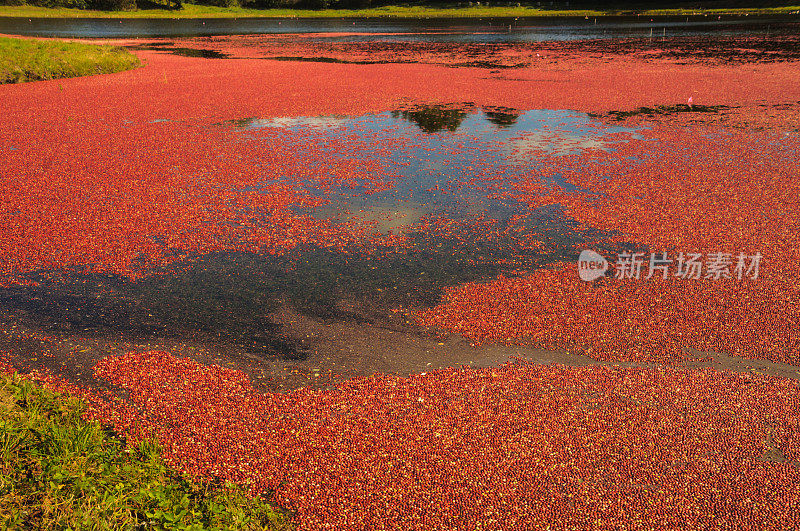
[2,28,800,529]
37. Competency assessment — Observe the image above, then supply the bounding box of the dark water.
[0,14,797,40]
[0,106,642,361]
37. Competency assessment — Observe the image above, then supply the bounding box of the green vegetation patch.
[1,4,797,19]
[0,36,140,84]
[591,103,731,120]
[0,372,291,530]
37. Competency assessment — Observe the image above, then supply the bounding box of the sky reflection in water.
[1,106,644,364]
[234,106,638,233]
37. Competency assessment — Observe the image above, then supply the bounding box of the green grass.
[0,372,292,530]
[0,36,140,84]
[0,4,798,18]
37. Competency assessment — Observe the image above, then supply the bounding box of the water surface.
[0,105,645,388]
[1,14,797,40]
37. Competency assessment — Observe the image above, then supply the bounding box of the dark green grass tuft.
[0,372,292,530]
[0,36,140,84]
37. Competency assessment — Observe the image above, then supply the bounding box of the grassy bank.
[0,372,291,529]
[0,4,798,18]
[0,36,139,83]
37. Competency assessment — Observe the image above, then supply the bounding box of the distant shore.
[0,4,798,19]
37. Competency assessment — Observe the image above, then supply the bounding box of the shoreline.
[1,5,799,20]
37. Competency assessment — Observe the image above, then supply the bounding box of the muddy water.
[3,100,797,390]
[0,105,652,390]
